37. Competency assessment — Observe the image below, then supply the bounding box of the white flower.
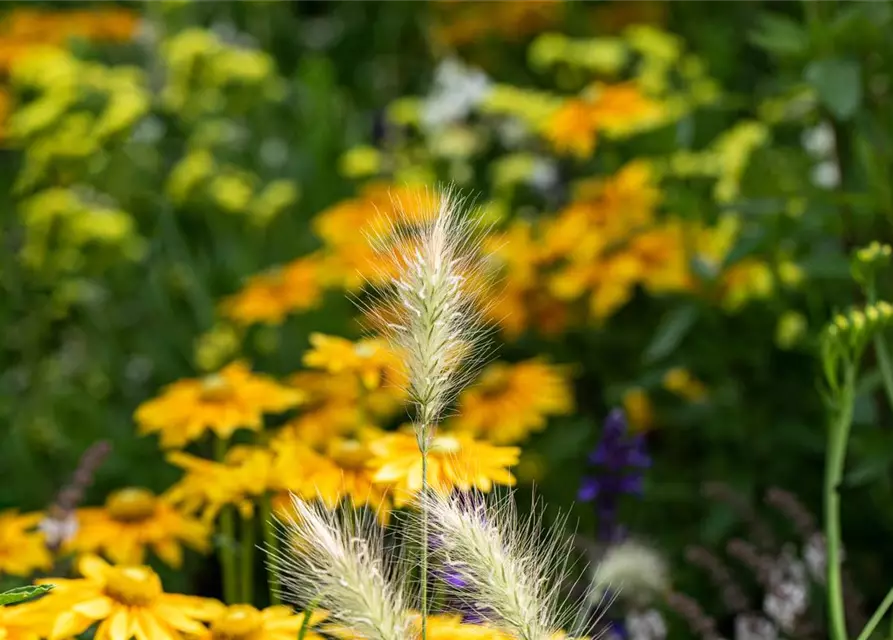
[801,122,835,158]
[421,58,492,131]
[626,609,667,640]
[734,614,778,640]
[591,540,669,608]
[811,160,841,189]
[762,549,809,632]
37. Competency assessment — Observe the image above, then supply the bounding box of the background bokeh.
[2,1,893,638]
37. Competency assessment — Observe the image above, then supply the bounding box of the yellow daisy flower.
[67,487,210,568]
[622,387,655,432]
[0,510,52,577]
[198,605,327,640]
[34,555,219,640]
[220,256,323,327]
[369,431,519,507]
[166,446,283,523]
[0,598,47,640]
[135,361,303,448]
[272,431,392,521]
[302,333,407,392]
[451,359,574,444]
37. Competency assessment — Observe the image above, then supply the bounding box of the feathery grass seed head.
[361,188,496,448]
[272,495,411,640]
[420,490,591,640]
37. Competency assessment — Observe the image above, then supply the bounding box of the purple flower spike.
[579,408,650,541]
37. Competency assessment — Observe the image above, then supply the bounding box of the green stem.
[260,494,281,605]
[826,364,856,640]
[858,585,893,640]
[874,332,893,411]
[214,436,239,604]
[241,512,255,604]
[420,444,429,640]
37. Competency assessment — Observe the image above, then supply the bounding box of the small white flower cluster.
[801,121,840,189]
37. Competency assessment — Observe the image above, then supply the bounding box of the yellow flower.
[586,81,664,136]
[0,511,52,577]
[67,488,209,568]
[0,602,44,640]
[721,259,774,311]
[451,359,574,444]
[221,257,323,326]
[776,311,807,349]
[273,431,392,521]
[166,446,284,523]
[662,368,707,403]
[34,555,219,640]
[543,99,598,158]
[369,431,519,507]
[135,361,303,448]
[303,333,407,391]
[622,387,654,432]
[198,605,327,640]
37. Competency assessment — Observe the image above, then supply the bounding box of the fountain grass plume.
[359,186,496,449]
[359,186,497,639]
[420,490,598,640]
[271,495,412,640]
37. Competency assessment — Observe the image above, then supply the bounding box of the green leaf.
[749,13,810,58]
[805,58,863,120]
[0,585,53,606]
[643,305,699,364]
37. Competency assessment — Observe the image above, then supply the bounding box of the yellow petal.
[78,554,110,580]
[52,611,92,640]
[72,596,114,620]
[106,608,132,640]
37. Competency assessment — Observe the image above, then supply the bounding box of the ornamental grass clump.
[272,188,597,639]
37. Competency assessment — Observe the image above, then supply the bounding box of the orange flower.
[135,361,303,448]
[0,510,52,578]
[451,359,574,444]
[369,431,519,507]
[587,82,663,135]
[68,488,209,568]
[221,257,323,326]
[33,555,219,640]
[543,99,599,158]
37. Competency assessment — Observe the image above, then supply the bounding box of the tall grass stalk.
[361,188,495,636]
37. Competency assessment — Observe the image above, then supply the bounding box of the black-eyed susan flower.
[302,333,406,392]
[198,604,327,640]
[368,431,519,507]
[451,359,574,444]
[135,361,303,448]
[272,430,392,521]
[68,487,210,568]
[0,510,52,578]
[166,446,281,523]
[34,555,219,640]
[220,256,323,327]
[0,590,50,640]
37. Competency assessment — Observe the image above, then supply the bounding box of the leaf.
[749,13,810,58]
[643,304,699,364]
[805,58,863,120]
[0,585,53,606]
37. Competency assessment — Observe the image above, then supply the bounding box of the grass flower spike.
[273,495,411,640]
[363,187,494,448]
[422,491,586,640]
[362,187,495,636]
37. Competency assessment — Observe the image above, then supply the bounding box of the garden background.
[2,1,893,639]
